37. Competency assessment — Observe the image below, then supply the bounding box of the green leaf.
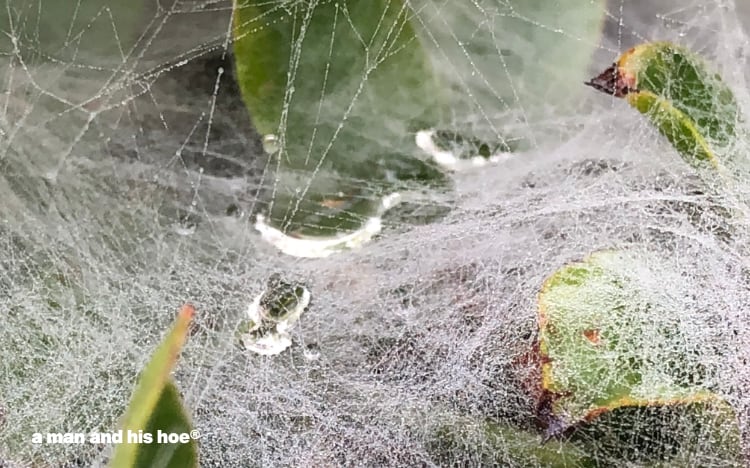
[574,401,743,466]
[257,155,449,239]
[109,304,197,468]
[431,418,595,467]
[233,0,441,139]
[416,0,605,136]
[537,251,742,464]
[587,42,740,170]
[232,0,450,243]
[132,382,198,468]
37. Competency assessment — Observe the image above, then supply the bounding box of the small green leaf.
[537,251,742,464]
[587,42,740,170]
[109,304,197,468]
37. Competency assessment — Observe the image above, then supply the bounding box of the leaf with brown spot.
[582,329,600,345]
[536,251,742,463]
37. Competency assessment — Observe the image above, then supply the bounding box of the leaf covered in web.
[537,250,742,464]
[232,0,450,245]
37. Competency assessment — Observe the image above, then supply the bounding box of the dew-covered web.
[3,0,750,466]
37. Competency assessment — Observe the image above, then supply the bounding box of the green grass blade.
[109,304,197,468]
[131,381,198,468]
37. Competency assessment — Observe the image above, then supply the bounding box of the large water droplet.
[263,134,280,154]
[239,275,311,356]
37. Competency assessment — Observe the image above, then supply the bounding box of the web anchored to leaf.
[3,1,750,467]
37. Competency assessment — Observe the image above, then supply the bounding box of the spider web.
[2,0,750,466]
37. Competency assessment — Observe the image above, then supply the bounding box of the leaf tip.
[585,63,637,97]
[179,303,196,321]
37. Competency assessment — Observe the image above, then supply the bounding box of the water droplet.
[303,348,321,361]
[262,134,280,154]
[173,223,196,237]
[226,204,240,216]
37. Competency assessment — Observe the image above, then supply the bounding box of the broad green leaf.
[232,0,451,245]
[233,0,441,141]
[109,304,197,468]
[255,155,449,239]
[537,251,741,464]
[412,0,606,140]
[587,42,740,170]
